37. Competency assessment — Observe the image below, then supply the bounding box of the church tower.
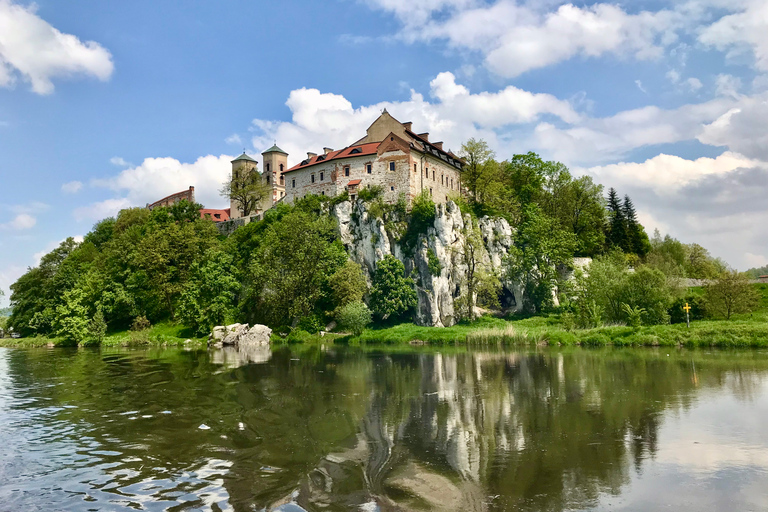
[261,144,288,208]
[230,152,259,219]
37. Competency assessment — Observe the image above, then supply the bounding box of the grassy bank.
[349,314,768,348]
[0,322,207,348]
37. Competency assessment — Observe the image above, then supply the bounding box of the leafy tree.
[566,176,606,256]
[178,249,241,336]
[336,301,372,336]
[454,220,500,320]
[328,260,368,315]
[220,165,271,217]
[459,138,495,201]
[370,255,417,320]
[55,288,90,343]
[507,206,576,313]
[88,308,108,344]
[617,266,672,325]
[704,270,760,320]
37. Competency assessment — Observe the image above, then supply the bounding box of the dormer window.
[350,147,362,154]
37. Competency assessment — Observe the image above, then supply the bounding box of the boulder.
[210,325,227,343]
[222,323,248,345]
[239,324,272,346]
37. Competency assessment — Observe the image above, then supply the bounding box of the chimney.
[403,122,413,131]
[434,142,443,150]
[323,147,334,155]
[418,133,429,142]
[307,152,317,160]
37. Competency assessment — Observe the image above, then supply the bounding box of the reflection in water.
[210,345,272,368]
[1,346,768,511]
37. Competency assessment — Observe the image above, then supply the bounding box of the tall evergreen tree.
[606,188,626,251]
[623,195,651,256]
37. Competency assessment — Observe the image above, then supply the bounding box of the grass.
[0,321,207,349]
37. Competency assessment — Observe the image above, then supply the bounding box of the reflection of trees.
[5,347,768,511]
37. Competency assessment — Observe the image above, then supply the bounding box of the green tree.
[454,221,500,320]
[55,288,91,343]
[88,308,108,344]
[507,206,577,313]
[459,138,495,202]
[370,255,417,320]
[704,270,760,320]
[220,165,271,218]
[606,188,627,251]
[617,266,672,325]
[328,260,369,315]
[623,195,650,256]
[336,300,372,336]
[178,248,241,336]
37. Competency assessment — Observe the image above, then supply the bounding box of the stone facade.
[282,111,464,206]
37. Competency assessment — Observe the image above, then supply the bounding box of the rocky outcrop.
[333,200,524,328]
[209,323,272,347]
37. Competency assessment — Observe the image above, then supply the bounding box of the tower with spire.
[262,143,288,208]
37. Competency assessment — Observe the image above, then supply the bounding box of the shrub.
[336,301,372,336]
[131,315,151,331]
[426,248,442,277]
[621,303,646,328]
[297,313,325,334]
[286,329,313,344]
[560,311,576,332]
[88,308,107,344]
[545,330,578,345]
[370,255,417,320]
[358,185,384,202]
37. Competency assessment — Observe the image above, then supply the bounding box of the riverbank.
[0,322,208,348]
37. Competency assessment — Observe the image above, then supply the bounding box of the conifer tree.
[622,195,651,256]
[606,188,626,251]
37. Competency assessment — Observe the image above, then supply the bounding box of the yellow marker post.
[683,303,691,328]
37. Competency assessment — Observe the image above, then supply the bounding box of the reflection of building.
[146,186,195,210]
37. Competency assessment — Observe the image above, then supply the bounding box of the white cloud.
[744,252,768,268]
[0,0,114,94]
[1,213,36,230]
[365,0,683,77]
[61,180,82,194]
[699,0,768,72]
[635,80,647,93]
[715,74,742,99]
[110,156,131,167]
[698,93,768,160]
[225,134,242,146]
[686,77,703,92]
[78,155,234,222]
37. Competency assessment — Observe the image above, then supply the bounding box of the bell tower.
[261,144,288,207]
[230,152,258,219]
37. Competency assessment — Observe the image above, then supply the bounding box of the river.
[0,345,767,511]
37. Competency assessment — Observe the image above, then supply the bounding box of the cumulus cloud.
[251,72,579,166]
[78,155,234,222]
[109,156,131,167]
[1,213,36,230]
[699,0,768,71]
[581,152,768,269]
[0,0,114,94]
[364,0,682,77]
[698,94,768,160]
[61,180,82,194]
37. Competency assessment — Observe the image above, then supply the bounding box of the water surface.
[1,345,767,511]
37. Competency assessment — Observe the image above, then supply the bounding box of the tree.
[459,138,495,201]
[454,220,500,320]
[507,206,577,313]
[88,308,108,344]
[336,301,372,336]
[623,195,650,256]
[178,249,241,336]
[704,270,760,320]
[328,260,368,315]
[55,288,90,343]
[606,188,627,251]
[370,255,417,320]
[220,165,271,218]
[565,176,606,256]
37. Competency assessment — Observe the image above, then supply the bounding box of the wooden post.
[683,302,691,328]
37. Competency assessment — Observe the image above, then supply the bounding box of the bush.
[669,295,706,324]
[370,255,417,321]
[426,248,442,277]
[545,330,578,345]
[286,329,314,344]
[358,185,384,202]
[131,315,151,331]
[297,313,325,334]
[336,301,372,336]
[88,308,107,344]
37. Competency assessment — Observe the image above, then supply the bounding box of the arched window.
[266,163,270,173]
[280,163,284,172]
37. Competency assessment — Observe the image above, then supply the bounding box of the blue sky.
[2,0,768,304]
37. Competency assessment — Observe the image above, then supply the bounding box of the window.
[234,171,239,180]
[414,163,417,173]
[389,161,395,171]
[367,164,372,174]
[320,171,324,181]
[441,175,444,185]
[292,179,296,188]
[344,166,350,177]
[280,175,284,185]
[280,164,284,172]
[432,170,435,181]
[390,186,394,191]
[451,178,453,189]
[266,174,270,184]
[350,147,362,154]
[429,187,433,196]
[311,174,315,183]
[425,168,429,178]
[266,163,270,173]
[321,191,325,195]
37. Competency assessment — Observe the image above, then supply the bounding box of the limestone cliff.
[333,200,526,327]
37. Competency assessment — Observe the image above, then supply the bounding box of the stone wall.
[334,199,523,327]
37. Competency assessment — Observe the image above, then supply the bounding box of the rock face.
[333,200,523,327]
[210,323,272,347]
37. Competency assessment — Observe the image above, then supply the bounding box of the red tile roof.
[347,179,362,186]
[284,142,380,173]
[200,208,231,222]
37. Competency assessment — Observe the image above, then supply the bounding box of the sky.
[2,0,768,305]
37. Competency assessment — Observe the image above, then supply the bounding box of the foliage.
[621,303,646,329]
[131,316,151,331]
[329,260,369,315]
[358,185,384,202]
[220,165,271,217]
[88,308,108,344]
[177,248,241,336]
[400,190,436,252]
[370,255,417,321]
[745,264,768,279]
[669,295,706,324]
[54,288,90,343]
[426,248,442,277]
[454,220,501,320]
[507,206,576,313]
[336,301,372,336]
[646,230,726,280]
[704,270,760,320]
[459,138,496,201]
